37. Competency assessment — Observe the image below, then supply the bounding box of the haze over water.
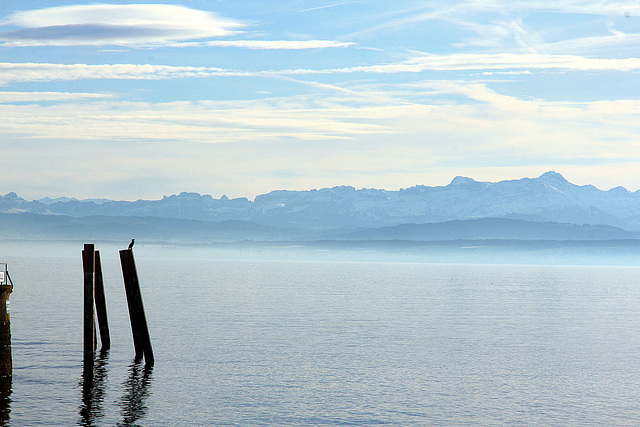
[3,241,640,425]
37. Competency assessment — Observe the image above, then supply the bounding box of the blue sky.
[1,1,640,200]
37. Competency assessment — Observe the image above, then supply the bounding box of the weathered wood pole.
[119,249,154,365]
[82,244,96,363]
[0,273,12,378]
[93,251,110,350]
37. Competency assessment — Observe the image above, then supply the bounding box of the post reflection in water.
[117,360,153,427]
[78,349,109,427]
[0,377,11,427]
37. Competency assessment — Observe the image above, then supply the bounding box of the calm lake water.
[3,241,640,425]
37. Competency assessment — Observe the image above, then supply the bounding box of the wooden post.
[82,244,96,363]
[0,278,12,378]
[94,251,110,350]
[119,249,154,365]
[120,251,142,359]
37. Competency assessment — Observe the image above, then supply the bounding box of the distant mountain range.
[2,171,640,243]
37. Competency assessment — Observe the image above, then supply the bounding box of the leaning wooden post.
[0,264,13,378]
[120,251,142,359]
[119,249,154,365]
[82,244,96,363]
[93,251,110,350]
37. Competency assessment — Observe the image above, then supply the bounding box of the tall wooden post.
[120,249,154,365]
[94,251,110,350]
[0,273,12,379]
[0,265,11,424]
[82,244,96,363]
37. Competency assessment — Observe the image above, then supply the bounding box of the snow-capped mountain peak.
[2,172,640,231]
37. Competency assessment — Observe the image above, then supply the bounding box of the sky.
[1,1,640,201]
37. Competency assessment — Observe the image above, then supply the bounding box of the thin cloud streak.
[2,52,640,86]
[0,63,234,85]
[0,91,114,102]
[299,2,357,13]
[375,53,640,72]
[275,53,640,75]
[173,40,354,49]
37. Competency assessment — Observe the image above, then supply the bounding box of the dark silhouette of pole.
[82,244,96,364]
[0,264,12,379]
[119,249,153,365]
[93,251,110,350]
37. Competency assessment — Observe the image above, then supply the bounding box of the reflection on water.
[77,352,154,427]
[117,360,153,427]
[0,377,10,426]
[78,349,109,427]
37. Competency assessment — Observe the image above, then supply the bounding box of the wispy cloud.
[345,1,640,55]
[0,97,390,143]
[2,79,638,144]
[537,31,640,55]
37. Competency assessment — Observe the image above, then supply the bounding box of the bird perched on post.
[128,239,135,250]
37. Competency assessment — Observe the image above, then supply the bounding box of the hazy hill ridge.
[2,171,640,234]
